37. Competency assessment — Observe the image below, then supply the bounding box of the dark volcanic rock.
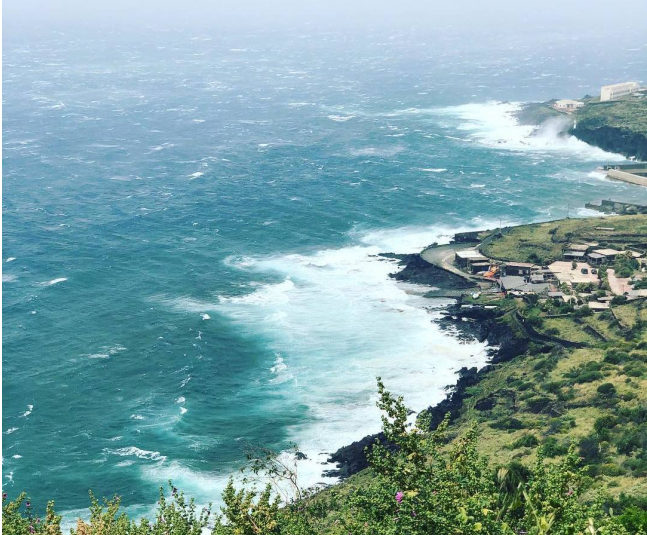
[326,302,531,479]
[571,124,647,161]
[381,253,475,289]
[325,432,387,478]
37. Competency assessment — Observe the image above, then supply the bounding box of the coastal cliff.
[570,123,647,161]
[518,97,647,161]
[571,98,647,160]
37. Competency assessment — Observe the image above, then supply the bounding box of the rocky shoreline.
[325,252,529,479]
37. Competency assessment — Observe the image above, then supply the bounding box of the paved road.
[421,243,492,289]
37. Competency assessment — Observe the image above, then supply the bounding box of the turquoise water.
[3,27,647,519]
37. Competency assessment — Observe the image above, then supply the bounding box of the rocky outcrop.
[324,432,387,478]
[381,253,475,289]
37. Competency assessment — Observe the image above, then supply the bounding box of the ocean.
[3,25,647,523]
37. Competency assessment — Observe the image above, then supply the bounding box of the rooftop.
[567,244,590,252]
[455,250,487,260]
[591,248,622,256]
[503,261,536,268]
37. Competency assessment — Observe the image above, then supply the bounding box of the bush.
[575,370,604,383]
[541,437,569,457]
[623,362,647,378]
[623,456,647,477]
[598,463,626,476]
[579,434,603,464]
[524,396,553,414]
[593,414,618,433]
[618,505,647,533]
[597,382,617,398]
[510,434,539,449]
[611,295,628,305]
[604,349,630,364]
[490,416,526,431]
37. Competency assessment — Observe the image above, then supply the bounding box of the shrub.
[510,434,539,449]
[618,505,647,533]
[597,382,617,398]
[611,295,628,305]
[574,370,604,383]
[623,362,647,378]
[593,414,618,433]
[579,434,603,464]
[598,463,626,476]
[541,437,569,457]
[524,396,553,414]
[604,350,629,364]
[490,416,526,431]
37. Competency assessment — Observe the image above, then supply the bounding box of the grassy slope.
[480,215,647,264]
[447,294,647,499]
[308,216,647,532]
[575,97,647,136]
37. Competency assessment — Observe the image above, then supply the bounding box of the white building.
[553,99,584,112]
[600,82,640,102]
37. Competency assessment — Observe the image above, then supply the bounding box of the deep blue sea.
[3,25,647,523]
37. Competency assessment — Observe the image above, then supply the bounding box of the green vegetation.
[4,380,644,534]
[572,95,647,160]
[480,215,647,264]
[5,216,647,534]
[574,97,647,137]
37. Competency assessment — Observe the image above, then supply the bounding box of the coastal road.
[420,243,487,285]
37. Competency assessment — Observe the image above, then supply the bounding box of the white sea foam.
[188,171,204,179]
[176,396,186,404]
[3,274,17,283]
[106,446,167,462]
[165,222,494,497]
[42,277,68,286]
[200,313,211,320]
[130,414,145,420]
[6,257,16,262]
[327,114,355,122]
[150,143,175,152]
[431,101,626,161]
[180,407,188,415]
[85,345,126,359]
[5,428,18,435]
[12,455,22,459]
[350,145,404,157]
[21,405,34,418]
[419,168,447,173]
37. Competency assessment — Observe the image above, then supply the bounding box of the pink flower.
[395,491,404,503]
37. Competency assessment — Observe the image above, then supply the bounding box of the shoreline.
[325,248,525,478]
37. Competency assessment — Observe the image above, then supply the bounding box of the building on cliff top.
[600,81,640,102]
[553,99,584,112]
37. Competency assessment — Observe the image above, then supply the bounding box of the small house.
[588,248,621,265]
[470,261,491,274]
[501,262,535,277]
[553,99,584,112]
[563,250,586,261]
[455,249,488,269]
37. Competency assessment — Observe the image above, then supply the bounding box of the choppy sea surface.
[4,26,647,522]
